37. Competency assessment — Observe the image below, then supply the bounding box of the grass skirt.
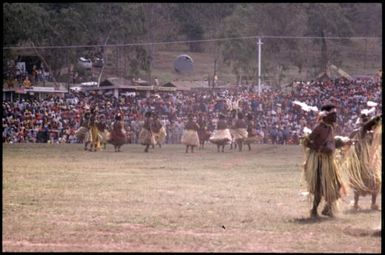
[139,128,155,145]
[340,124,381,195]
[231,128,248,140]
[303,149,347,204]
[181,130,200,146]
[370,124,382,183]
[75,127,89,142]
[209,129,232,145]
[153,127,167,144]
[109,128,127,146]
[89,125,101,148]
[99,130,110,144]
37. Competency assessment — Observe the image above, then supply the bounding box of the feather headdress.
[293,100,319,112]
[334,136,350,143]
[360,107,376,116]
[303,127,312,135]
[367,101,378,107]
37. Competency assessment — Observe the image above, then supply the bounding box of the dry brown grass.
[2,143,381,252]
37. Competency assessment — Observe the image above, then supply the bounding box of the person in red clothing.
[108,113,127,152]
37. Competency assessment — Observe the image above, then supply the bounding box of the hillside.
[100,41,381,88]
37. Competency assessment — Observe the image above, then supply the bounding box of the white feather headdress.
[361,107,376,116]
[303,127,312,135]
[293,100,319,112]
[334,136,350,143]
[367,101,378,107]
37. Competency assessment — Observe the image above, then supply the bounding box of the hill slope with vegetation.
[3,3,382,87]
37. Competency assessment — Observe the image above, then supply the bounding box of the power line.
[3,35,382,50]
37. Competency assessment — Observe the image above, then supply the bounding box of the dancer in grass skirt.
[151,113,167,148]
[301,104,351,218]
[228,109,238,150]
[244,113,260,150]
[139,111,155,152]
[96,113,110,150]
[181,113,200,153]
[108,113,127,152]
[88,107,101,152]
[197,113,210,150]
[231,112,248,152]
[209,113,232,152]
[341,113,382,210]
[75,107,91,150]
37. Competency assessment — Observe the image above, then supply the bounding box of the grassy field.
[2,143,381,252]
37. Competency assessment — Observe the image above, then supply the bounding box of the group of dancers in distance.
[75,106,261,153]
[75,106,167,152]
[181,110,259,153]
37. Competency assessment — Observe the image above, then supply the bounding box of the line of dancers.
[75,107,263,153]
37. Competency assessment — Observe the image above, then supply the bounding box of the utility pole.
[257,37,263,96]
[364,38,367,70]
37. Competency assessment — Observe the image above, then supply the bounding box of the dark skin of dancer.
[308,109,338,218]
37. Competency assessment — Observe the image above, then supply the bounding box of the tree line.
[3,3,382,85]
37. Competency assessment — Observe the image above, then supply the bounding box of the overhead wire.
[3,35,381,50]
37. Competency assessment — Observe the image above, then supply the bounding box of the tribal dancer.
[181,113,200,153]
[96,113,110,150]
[88,107,101,152]
[229,109,238,150]
[231,112,248,152]
[139,112,155,153]
[151,113,167,149]
[75,107,91,150]
[197,113,210,150]
[342,113,382,210]
[244,113,260,150]
[301,104,351,218]
[108,113,127,152]
[209,113,232,152]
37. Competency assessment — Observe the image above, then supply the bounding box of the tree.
[198,3,236,85]
[171,3,206,52]
[305,3,354,73]
[340,3,382,37]
[217,3,309,86]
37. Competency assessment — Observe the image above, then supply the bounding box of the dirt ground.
[2,143,382,252]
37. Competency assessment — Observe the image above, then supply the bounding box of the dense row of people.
[2,77,382,147]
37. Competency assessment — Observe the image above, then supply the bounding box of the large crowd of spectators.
[2,77,382,145]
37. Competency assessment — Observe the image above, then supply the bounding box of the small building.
[3,83,68,102]
[73,77,177,98]
[74,77,150,97]
[157,82,177,92]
